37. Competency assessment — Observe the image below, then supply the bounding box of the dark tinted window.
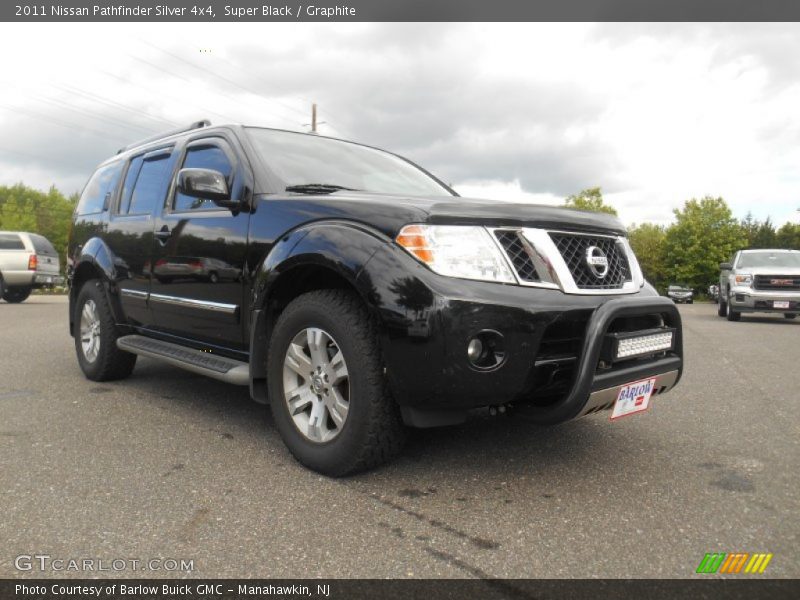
[0,233,24,250]
[128,154,172,215]
[29,234,57,256]
[76,161,124,215]
[245,127,453,197]
[174,145,233,212]
[118,156,144,214]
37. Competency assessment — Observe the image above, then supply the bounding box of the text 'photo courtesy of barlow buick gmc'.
[718,249,800,321]
[66,121,683,476]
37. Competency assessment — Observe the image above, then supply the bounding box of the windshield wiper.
[285,183,360,194]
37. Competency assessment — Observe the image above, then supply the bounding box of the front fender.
[247,221,390,402]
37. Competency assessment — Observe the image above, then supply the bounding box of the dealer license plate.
[610,377,656,420]
[774,301,790,309]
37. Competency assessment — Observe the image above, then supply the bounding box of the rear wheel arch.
[69,261,125,336]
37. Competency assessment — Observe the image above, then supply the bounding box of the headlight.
[395,224,515,283]
[734,273,752,286]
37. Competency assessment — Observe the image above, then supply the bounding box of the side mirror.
[719,262,732,270]
[177,168,236,209]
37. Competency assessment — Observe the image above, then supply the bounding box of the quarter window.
[0,233,24,250]
[76,161,124,215]
[174,144,233,212]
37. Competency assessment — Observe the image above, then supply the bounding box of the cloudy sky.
[1,22,799,226]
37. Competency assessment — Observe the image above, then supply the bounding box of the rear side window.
[29,234,57,256]
[76,161,124,215]
[0,233,24,250]
[174,144,233,212]
[123,152,172,215]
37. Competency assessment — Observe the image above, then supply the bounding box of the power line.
[138,39,308,128]
[0,146,92,171]
[30,95,160,137]
[53,83,180,129]
[0,103,129,145]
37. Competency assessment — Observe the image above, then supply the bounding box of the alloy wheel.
[282,327,350,443]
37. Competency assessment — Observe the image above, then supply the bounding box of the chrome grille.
[754,275,800,291]
[494,230,539,282]
[549,233,630,290]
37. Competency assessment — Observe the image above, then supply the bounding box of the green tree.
[663,196,746,290]
[740,212,777,249]
[0,183,77,269]
[627,222,667,290]
[775,222,800,249]
[564,187,617,215]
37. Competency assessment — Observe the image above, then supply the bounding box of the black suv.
[68,121,683,475]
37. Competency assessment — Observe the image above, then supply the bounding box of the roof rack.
[116,119,211,154]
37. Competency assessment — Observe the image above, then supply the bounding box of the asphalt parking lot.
[1,296,798,579]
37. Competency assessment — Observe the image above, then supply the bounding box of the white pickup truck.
[718,249,800,321]
[0,231,63,303]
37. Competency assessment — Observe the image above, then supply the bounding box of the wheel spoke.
[286,385,314,415]
[307,399,326,441]
[325,389,349,429]
[306,328,329,366]
[285,343,312,378]
[329,350,348,384]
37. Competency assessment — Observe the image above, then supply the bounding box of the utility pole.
[304,103,325,134]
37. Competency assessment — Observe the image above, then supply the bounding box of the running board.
[116,335,249,385]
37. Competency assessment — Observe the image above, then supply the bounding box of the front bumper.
[729,287,800,313]
[362,246,683,426]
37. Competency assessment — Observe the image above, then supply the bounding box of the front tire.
[726,294,741,321]
[717,293,727,317]
[74,280,137,381]
[2,285,31,303]
[267,289,405,476]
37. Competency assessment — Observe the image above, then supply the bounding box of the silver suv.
[0,231,63,303]
[719,249,800,321]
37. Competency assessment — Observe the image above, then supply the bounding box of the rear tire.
[785,313,797,320]
[267,289,405,476]
[74,280,137,381]
[2,286,32,303]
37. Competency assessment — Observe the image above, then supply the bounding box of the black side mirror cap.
[719,262,733,270]
[177,168,237,209]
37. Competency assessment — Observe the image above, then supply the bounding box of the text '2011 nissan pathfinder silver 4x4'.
[719,249,800,321]
[67,121,684,475]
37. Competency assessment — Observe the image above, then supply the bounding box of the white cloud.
[0,22,798,225]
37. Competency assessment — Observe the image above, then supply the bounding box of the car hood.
[737,266,800,276]
[259,192,627,238]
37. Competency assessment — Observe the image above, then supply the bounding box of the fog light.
[616,331,674,359]
[466,330,506,370]
[467,338,484,362]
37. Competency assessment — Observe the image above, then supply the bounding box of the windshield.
[245,128,454,197]
[668,286,688,291]
[737,252,800,269]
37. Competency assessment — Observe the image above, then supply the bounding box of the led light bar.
[615,330,674,359]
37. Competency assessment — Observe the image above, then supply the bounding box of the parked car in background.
[0,231,63,303]
[666,284,693,304]
[708,284,719,301]
[719,249,800,321]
